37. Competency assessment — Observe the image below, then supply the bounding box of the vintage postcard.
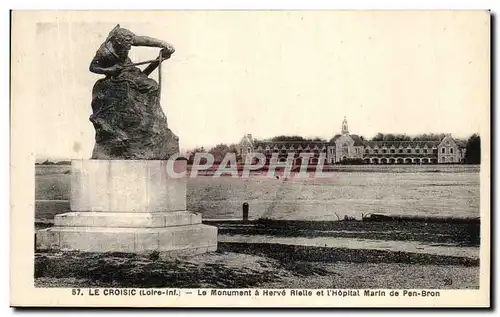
[10,10,490,307]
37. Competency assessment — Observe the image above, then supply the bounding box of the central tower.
[341,116,349,135]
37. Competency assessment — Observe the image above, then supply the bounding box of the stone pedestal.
[36,160,217,256]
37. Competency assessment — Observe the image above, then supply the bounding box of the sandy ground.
[35,166,479,220]
[34,242,479,289]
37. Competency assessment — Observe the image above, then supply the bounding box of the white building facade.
[237,118,466,164]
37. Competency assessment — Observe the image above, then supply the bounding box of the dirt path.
[218,234,479,259]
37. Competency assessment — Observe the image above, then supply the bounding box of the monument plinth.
[37,160,218,255]
[36,25,217,255]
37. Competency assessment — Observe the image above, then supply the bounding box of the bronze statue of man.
[89,24,179,160]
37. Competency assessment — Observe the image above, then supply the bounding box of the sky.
[29,11,489,160]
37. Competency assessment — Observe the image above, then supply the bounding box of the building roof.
[253,140,326,149]
[244,132,464,150]
[350,135,365,146]
[330,134,365,146]
[364,140,441,148]
[330,134,341,142]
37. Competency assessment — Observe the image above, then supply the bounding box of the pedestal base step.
[36,224,218,254]
[54,211,201,228]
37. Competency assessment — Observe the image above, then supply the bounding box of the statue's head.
[108,24,134,51]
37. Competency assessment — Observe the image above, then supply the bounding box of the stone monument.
[36,25,218,255]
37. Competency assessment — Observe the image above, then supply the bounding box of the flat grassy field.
[35,165,480,220]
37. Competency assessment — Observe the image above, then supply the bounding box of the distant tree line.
[464,134,480,164]
[209,143,239,163]
[370,133,449,142]
[269,135,327,142]
[35,160,71,165]
[187,144,239,164]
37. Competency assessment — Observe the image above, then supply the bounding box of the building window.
[247,147,251,153]
[399,149,403,153]
[390,149,395,154]
[407,149,411,153]
[441,148,445,154]
[423,149,428,154]
[374,149,378,154]
[415,149,420,154]
[450,148,453,154]
[382,149,387,153]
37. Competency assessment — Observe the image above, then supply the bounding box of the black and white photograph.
[9,10,490,307]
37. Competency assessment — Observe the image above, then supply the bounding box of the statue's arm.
[132,35,175,53]
[134,35,176,77]
[89,54,121,76]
